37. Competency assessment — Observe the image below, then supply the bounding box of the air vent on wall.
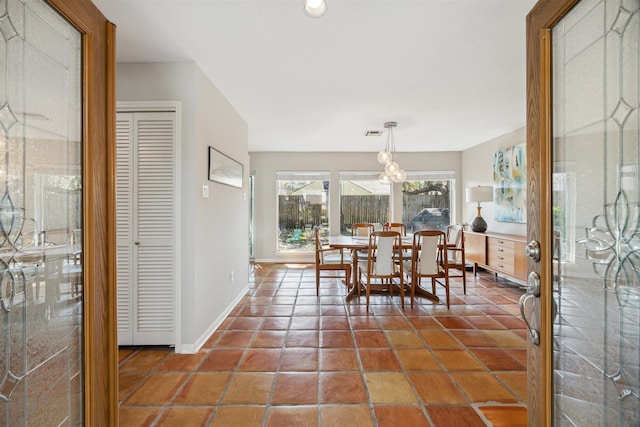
[364,130,382,136]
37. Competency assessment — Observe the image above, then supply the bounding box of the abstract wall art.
[493,143,526,223]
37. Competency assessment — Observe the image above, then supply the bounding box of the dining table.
[328,235,440,304]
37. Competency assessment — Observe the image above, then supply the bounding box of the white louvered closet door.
[116,113,134,344]
[116,111,176,345]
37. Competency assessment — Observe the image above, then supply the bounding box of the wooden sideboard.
[464,230,527,283]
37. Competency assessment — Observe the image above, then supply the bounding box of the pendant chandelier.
[377,121,406,184]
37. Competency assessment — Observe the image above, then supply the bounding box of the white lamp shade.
[466,185,493,203]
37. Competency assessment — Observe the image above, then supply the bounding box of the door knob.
[525,240,541,262]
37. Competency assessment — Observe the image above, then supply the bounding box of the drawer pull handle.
[498,264,504,268]
[498,248,504,252]
[498,256,504,260]
[498,240,504,244]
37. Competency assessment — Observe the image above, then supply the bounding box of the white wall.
[249,151,462,262]
[117,62,249,352]
[461,127,527,236]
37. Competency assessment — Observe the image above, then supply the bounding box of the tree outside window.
[401,174,454,233]
[276,172,329,252]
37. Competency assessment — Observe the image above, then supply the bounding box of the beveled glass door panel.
[551,0,639,424]
[0,0,83,424]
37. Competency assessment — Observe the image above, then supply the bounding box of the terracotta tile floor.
[119,263,528,426]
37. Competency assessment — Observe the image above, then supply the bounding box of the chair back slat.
[418,234,440,275]
[445,224,464,261]
[373,235,395,275]
[315,228,322,263]
[384,222,407,236]
[353,223,374,237]
[446,225,461,245]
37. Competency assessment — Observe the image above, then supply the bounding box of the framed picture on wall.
[208,146,243,188]
[493,143,526,223]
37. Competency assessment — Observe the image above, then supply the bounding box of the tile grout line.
[118,264,527,426]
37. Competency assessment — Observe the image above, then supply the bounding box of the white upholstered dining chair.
[403,230,450,308]
[358,230,404,310]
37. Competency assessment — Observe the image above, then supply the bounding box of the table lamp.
[466,185,493,232]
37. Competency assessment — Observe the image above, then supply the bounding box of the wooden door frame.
[47,0,118,424]
[526,0,579,425]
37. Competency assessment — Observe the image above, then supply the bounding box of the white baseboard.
[255,257,314,263]
[177,284,249,354]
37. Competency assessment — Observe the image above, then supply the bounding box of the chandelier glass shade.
[393,169,407,182]
[377,121,406,184]
[384,160,399,175]
[377,149,392,165]
[378,172,392,185]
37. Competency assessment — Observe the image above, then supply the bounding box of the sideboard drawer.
[488,255,515,274]
[488,244,514,259]
[489,237,515,250]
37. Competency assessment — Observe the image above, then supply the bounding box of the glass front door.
[0,0,83,423]
[551,0,639,424]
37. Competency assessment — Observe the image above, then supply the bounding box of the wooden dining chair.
[314,228,352,296]
[384,222,406,235]
[443,224,467,295]
[384,222,411,262]
[351,223,374,237]
[403,230,450,308]
[358,230,404,310]
[350,223,375,282]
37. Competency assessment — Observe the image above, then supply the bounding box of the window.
[276,171,329,252]
[401,172,455,233]
[552,169,576,263]
[249,172,255,260]
[339,172,391,235]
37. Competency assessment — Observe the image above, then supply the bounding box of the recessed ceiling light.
[303,0,327,18]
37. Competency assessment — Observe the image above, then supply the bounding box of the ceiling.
[94,0,536,152]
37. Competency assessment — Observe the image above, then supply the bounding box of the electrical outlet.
[202,185,209,198]
[230,271,234,283]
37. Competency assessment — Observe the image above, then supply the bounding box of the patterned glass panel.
[552,0,639,425]
[0,0,82,424]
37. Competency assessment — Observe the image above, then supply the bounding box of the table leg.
[412,285,440,302]
[346,250,359,301]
